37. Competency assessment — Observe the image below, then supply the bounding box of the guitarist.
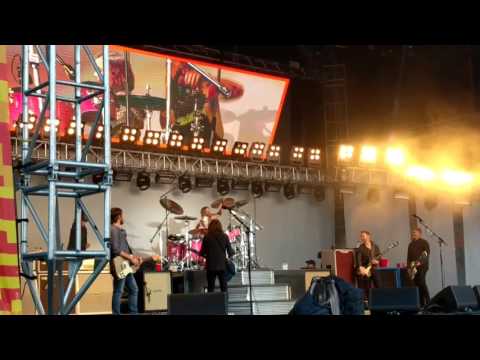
[355,230,381,301]
[407,228,430,307]
[110,207,142,315]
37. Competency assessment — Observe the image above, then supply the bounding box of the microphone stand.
[416,218,447,289]
[229,208,254,315]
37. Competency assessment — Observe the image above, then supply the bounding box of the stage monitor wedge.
[168,292,227,315]
[369,287,420,315]
[426,286,478,313]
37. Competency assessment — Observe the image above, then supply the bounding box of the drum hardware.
[174,215,198,221]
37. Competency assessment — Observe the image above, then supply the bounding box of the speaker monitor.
[474,285,480,306]
[369,287,420,314]
[168,292,227,315]
[427,286,478,313]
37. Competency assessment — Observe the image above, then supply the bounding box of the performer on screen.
[167,61,244,145]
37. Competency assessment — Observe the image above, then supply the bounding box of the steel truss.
[10,137,412,189]
[17,45,111,315]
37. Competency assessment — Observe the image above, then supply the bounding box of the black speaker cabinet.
[427,286,478,313]
[369,287,420,314]
[474,285,480,306]
[168,292,227,315]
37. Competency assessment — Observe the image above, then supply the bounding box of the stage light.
[441,170,473,187]
[212,139,228,156]
[232,178,250,191]
[136,171,151,191]
[265,180,282,192]
[406,166,436,182]
[43,118,60,136]
[155,170,176,184]
[191,136,206,152]
[168,131,184,149]
[367,188,380,203]
[95,125,104,140]
[143,130,162,147]
[307,148,321,167]
[359,145,377,165]
[16,110,37,134]
[195,176,214,188]
[120,126,140,144]
[217,177,230,195]
[249,142,266,161]
[66,119,84,137]
[313,186,325,202]
[266,144,281,163]
[113,169,132,182]
[290,146,305,165]
[251,180,264,198]
[385,147,406,167]
[338,144,354,163]
[178,174,192,193]
[232,142,249,159]
[283,182,296,200]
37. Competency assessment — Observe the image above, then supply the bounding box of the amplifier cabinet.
[320,249,355,284]
[76,272,113,314]
[144,272,171,312]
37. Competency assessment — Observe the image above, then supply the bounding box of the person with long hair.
[200,219,234,293]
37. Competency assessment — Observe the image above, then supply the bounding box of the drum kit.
[150,194,263,273]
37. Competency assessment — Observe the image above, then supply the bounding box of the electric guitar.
[407,251,428,280]
[359,241,399,278]
[113,254,161,279]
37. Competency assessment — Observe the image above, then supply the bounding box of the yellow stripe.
[0,254,19,266]
[0,220,16,243]
[11,299,23,314]
[0,45,5,64]
[0,276,20,289]
[0,164,14,199]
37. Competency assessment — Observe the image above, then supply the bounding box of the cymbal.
[160,198,183,215]
[211,197,236,209]
[174,215,197,221]
[116,95,166,111]
[234,199,249,208]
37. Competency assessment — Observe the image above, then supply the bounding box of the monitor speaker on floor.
[474,285,480,305]
[426,286,478,313]
[168,292,227,315]
[369,287,420,314]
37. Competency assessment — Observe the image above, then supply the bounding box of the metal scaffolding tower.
[18,45,111,315]
[322,64,349,177]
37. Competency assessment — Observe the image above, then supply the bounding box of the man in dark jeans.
[407,228,430,307]
[110,207,142,314]
[200,219,234,292]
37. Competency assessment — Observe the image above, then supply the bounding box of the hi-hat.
[174,215,197,221]
[160,198,183,215]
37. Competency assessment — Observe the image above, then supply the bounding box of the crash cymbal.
[234,199,249,208]
[174,215,197,221]
[211,198,224,209]
[222,197,236,209]
[160,198,183,215]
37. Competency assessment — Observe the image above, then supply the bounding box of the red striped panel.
[0,231,17,254]
[0,175,3,187]
[0,265,18,277]
[0,289,21,311]
[0,198,15,220]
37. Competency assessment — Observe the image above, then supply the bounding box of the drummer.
[195,206,222,235]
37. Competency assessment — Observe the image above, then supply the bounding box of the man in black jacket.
[407,228,430,307]
[200,219,234,292]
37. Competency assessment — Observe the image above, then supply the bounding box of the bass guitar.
[113,254,161,279]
